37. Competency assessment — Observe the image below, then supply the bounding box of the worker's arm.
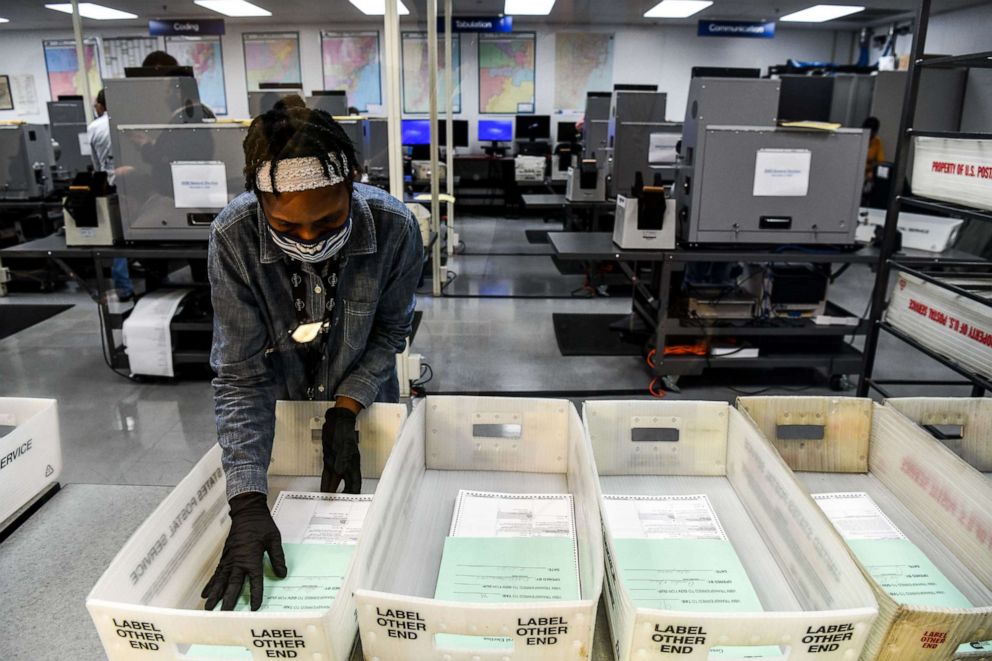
[334,210,423,407]
[208,224,278,500]
[204,221,287,611]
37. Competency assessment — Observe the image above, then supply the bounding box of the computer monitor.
[401,119,431,145]
[478,119,513,142]
[556,121,579,144]
[124,66,194,78]
[515,115,550,141]
[437,119,469,148]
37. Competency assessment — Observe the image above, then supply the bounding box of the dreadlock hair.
[243,94,359,196]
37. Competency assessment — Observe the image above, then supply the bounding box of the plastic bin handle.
[776,423,825,441]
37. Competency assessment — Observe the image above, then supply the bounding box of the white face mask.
[266,216,352,263]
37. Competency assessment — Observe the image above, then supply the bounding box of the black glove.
[320,407,361,494]
[201,492,287,611]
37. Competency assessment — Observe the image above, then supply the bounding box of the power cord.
[410,361,434,397]
[97,305,138,382]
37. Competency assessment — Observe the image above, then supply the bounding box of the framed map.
[401,32,460,114]
[102,37,161,79]
[43,39,102,101]
[554,33,613,112]
[478,33,535,114]
[167,35,228,115]
[320,31,381,112]
[243,32,301,92]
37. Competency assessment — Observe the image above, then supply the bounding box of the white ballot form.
[449,490,576,539]
[811,492,905,540]
[602,494,728,540]
[271,491,373,545]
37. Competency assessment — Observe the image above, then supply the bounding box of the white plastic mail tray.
[0,397,61,533]
[885,398,992,477]
[86,401,406,661]
[885,270,992,381]
[737,396,992,661]
[584,399,878,661]
[355,396,604,661]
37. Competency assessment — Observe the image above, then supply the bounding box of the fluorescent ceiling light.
[644,0,713,18]
[194,0,272,17]
[506,0,555,15]
[0,17,9,23]
[348,0,411,16]
[781,4,865,22]
[45,3,138,19]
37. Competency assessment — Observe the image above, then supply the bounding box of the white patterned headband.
[255,153,350,193]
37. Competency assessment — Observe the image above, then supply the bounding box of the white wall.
[0,21,850,149]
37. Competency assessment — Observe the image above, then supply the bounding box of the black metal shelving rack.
[857,0,992,397]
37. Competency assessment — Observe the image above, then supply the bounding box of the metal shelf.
[899,195,992,224]
[662,304,868,337]
[173,350,211,364]
[908,129,992,140]
[880,322,992,393]
[916,51,992,70]
[655,344,862,376]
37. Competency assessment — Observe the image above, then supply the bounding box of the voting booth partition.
[0,398,61,533]
[86,402,408,661]
[583,400,878,661]
[736,397,992,661]
[354,396,604,661]
[884,398,992,475]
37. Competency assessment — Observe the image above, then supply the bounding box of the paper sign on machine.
[171,161,228,209]
[753,149,811,197]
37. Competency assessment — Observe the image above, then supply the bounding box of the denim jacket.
[208,183,423,499]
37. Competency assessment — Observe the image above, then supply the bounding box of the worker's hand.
[201,492,287,611]
[320,407,361,494]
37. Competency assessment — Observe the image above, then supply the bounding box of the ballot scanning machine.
[106,72,246,242]
[606,89,669,198]
[674,76,869,246]
[47,98,91,176]
[583,91,611,155]
[0,124,55,200]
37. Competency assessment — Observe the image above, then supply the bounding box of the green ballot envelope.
[613,538,784,659]
[845,538,972,609]
[187,543,356,659]
[434,536,580,651]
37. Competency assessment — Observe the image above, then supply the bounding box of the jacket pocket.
[343,298,377,351]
